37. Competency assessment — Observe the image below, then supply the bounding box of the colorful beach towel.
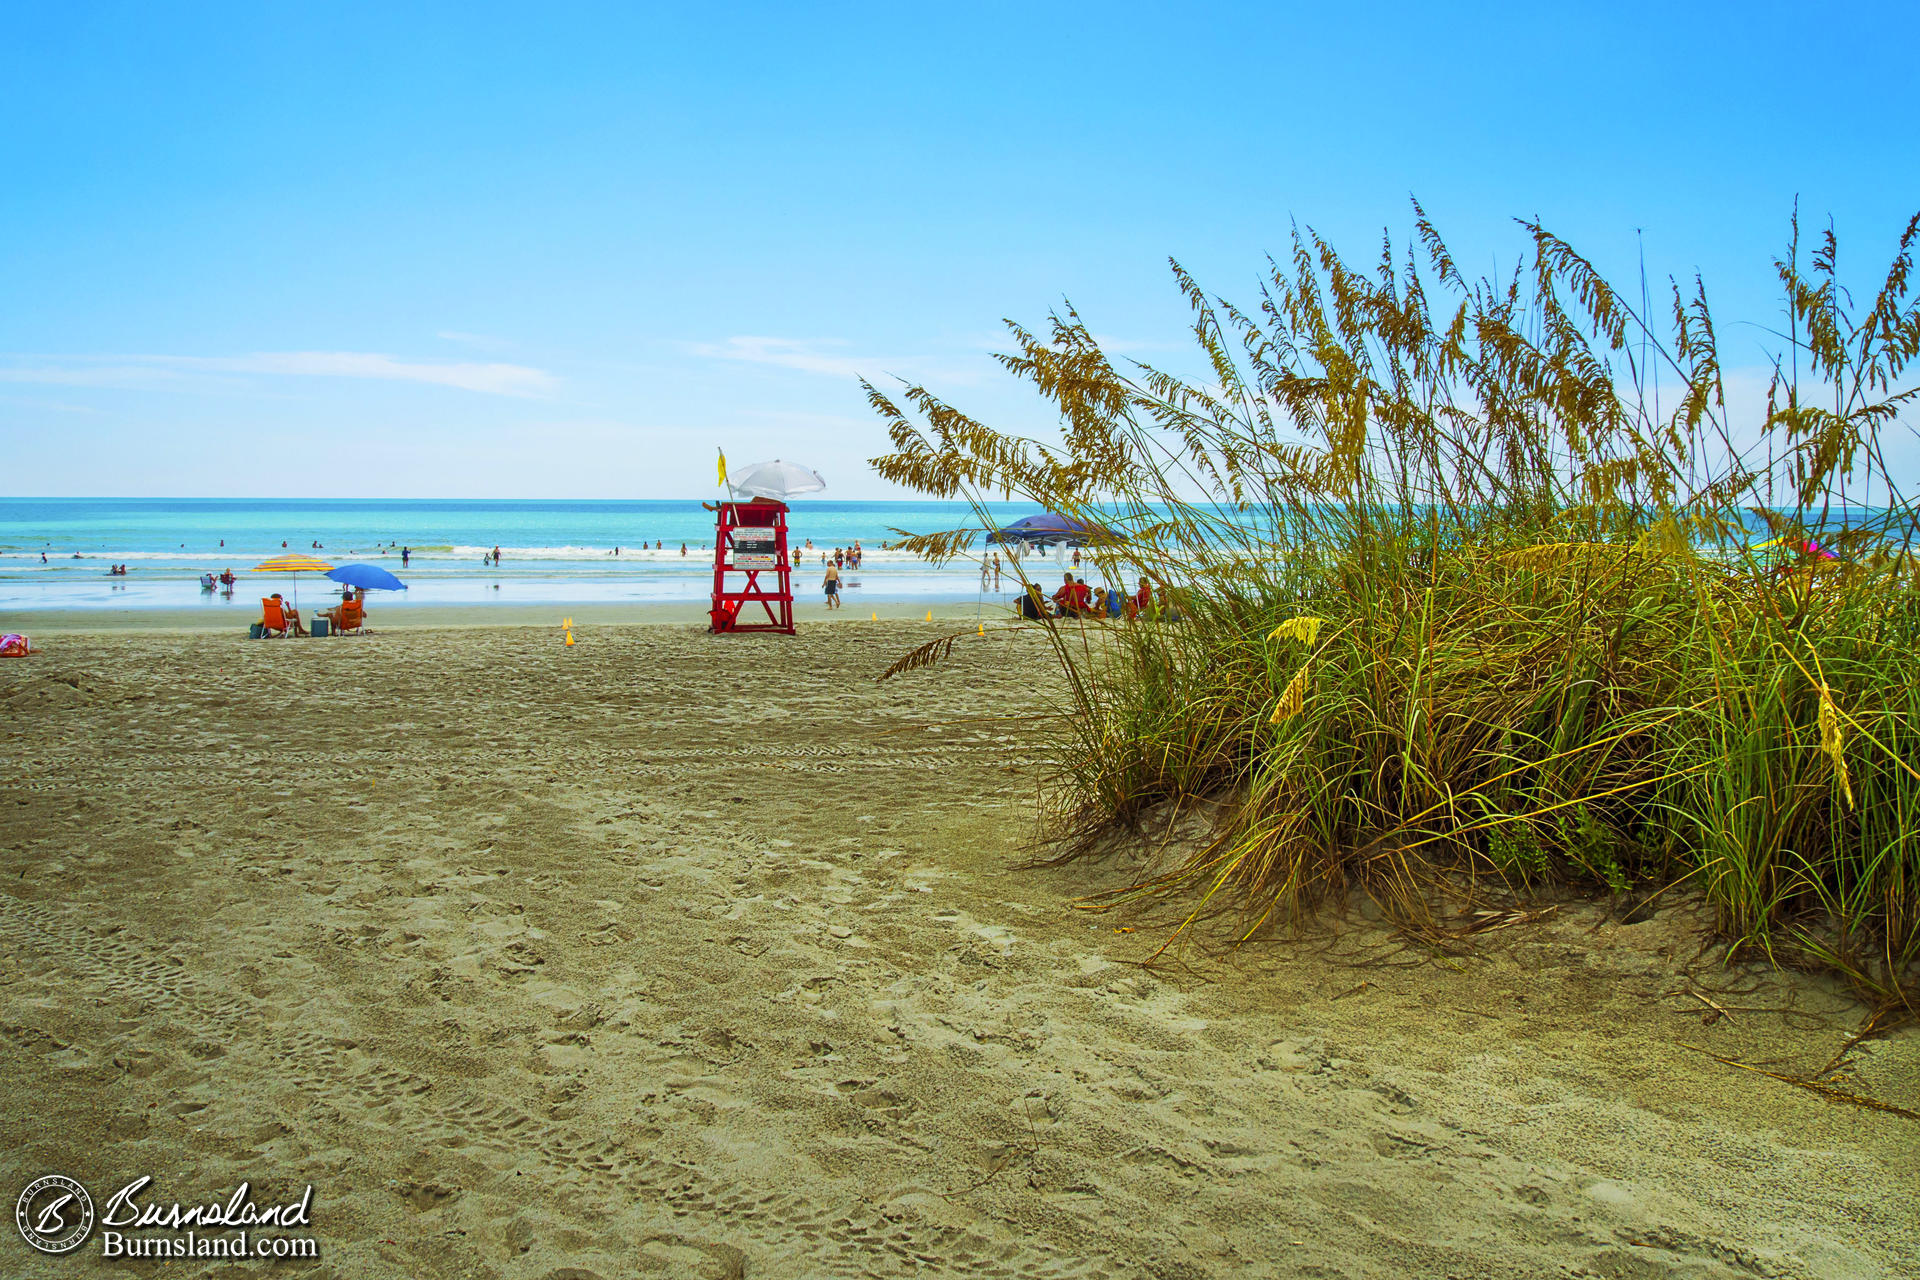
[0,634,31,657]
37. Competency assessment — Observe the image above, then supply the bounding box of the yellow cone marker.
[870,611,877,621]
[562,616,575,646]
[977,624,985,636]
[924,610,933,622]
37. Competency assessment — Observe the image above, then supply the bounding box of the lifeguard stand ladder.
[709,498,795,635]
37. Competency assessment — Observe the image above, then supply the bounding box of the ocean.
[0,497,1064,611]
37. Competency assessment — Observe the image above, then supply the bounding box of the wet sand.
[2,600,1001,634]
[0,623,1915,1278]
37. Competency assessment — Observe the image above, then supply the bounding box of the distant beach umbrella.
[325,563,408,591]
[986,513,1110,547]
[253,552,335,573]
[252,552,334,609]
[1754,536,1841,561]
[728,459,827,502]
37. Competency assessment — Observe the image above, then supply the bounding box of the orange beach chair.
[260,596,305,637]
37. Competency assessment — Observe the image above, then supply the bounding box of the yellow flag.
[717,450,728,487]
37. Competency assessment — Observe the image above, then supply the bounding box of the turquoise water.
[0,498,1070,611]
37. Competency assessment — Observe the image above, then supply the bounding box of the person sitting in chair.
[1051,573,1078,617]
[1126,576,1152,621]
[263,593,307,637]
[320,587,365,634]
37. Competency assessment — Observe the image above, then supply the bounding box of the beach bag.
[0,633,31,657]
[249,623,264,639]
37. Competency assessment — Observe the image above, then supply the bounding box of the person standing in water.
[822,560,842,608]
[493,545,502,565]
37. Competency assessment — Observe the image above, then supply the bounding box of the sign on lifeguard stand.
[709,499,795,634]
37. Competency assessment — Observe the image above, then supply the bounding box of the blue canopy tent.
[985,513,1109,548]
[325,563,409,592]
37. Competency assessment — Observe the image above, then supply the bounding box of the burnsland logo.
[16,1176,94,1255]
[15,1175,318,1260]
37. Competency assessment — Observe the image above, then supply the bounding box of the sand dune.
[1,622,1914,1277]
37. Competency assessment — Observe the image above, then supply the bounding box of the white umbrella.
[729,459,826,502]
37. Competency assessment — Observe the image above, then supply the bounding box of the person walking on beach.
[822,561,842,609]
[991,552,1001,590]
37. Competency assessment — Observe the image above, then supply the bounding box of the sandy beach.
[2,620,1915,1278]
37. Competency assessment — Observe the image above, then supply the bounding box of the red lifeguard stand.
[709,498,795,634]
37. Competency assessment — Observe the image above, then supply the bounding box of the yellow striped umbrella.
[252,553,335,573]
[252,553,336,612]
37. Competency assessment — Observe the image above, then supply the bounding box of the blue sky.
[2,2,1915,498]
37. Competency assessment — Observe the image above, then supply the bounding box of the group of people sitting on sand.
[257,587,369,638]
[1016,574,1179,622]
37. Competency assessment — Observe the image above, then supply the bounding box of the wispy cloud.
[184,352,556,396]
[0,391,105,414]
[436,330,514,352]
[687,336,992,386]
[0,351,556,397]
[0,363,193,389]
[689,337,874,378]
[1090,333,1178,356]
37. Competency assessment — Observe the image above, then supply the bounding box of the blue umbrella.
[326,563,408,591]
[986,513,1110,547]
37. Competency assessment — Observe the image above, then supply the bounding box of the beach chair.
[333,598,365,634]
[260,597,291,638]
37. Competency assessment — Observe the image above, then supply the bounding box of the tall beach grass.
[868,204,1920,1006]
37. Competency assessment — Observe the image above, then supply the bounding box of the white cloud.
[1089,333,1178,355]
[0,363,192,389]
[181,352,555,396]
[436,330,513,352]
[0,351,555,397]
[687,336,990,386]
[689,336,873,378]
